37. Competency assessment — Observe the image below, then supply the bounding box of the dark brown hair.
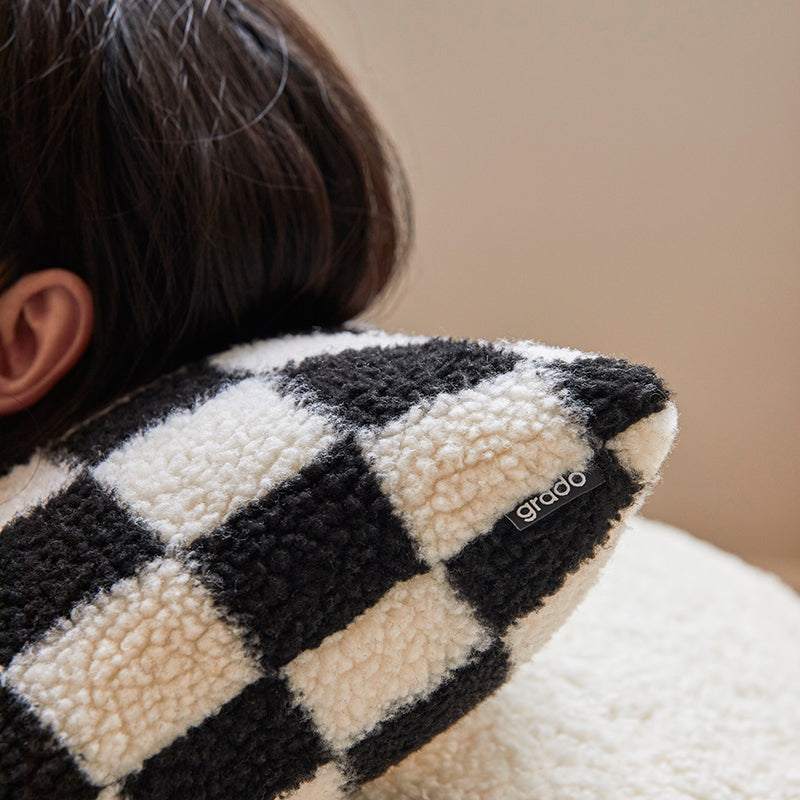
[0,0,411,470]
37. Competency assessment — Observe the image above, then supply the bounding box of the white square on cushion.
[359,362,593,564]
[503,339,587,364]
[210,328,428,375]
[0,456,75,528]
[607,403,679,484]
[5,558,262,786]
[281,565,492,752]
[92,377,337,545]
[282,764,348,799]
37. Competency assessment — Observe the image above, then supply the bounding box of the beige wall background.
[294,0,800,578]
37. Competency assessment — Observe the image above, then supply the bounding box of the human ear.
[0,268,94,415]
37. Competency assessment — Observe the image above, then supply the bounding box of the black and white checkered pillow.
[0,327,677,800]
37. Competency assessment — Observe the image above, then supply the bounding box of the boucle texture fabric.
[360,517,800,800]
[0,327,677,799]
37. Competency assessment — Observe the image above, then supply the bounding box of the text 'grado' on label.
[504,467,605,531]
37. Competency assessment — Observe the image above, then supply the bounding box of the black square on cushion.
[122,674,332,800]
[0,474,163,667]
[278,340,520,428]
[190,436,428,669]
[0,685,101,800]
[444,452,641,633]
[546,357,670,442]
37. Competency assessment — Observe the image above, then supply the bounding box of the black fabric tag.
[504,466,605,531]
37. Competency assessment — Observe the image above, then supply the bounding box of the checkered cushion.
[0,327,677,800]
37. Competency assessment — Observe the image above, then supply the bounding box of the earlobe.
[0,269,94,415]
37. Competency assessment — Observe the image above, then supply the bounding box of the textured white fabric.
[0,456,74,528]
[283,765,349,799]
[210,328,428,374]
[607,404,680,484]
[362,517,800,800]
[282,565,492,751]
[5,558,261,785]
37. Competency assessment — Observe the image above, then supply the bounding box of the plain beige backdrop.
[294,0,800,583]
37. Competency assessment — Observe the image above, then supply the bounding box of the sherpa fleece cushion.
[0,327,677,800]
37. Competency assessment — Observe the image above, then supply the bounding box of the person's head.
[0,0,411,471]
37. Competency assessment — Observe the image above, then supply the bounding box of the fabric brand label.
[504,466,605,531]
